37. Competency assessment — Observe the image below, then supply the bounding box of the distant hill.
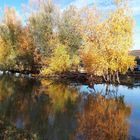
[130,50,140,57]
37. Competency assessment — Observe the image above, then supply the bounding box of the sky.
[0,0,140,50]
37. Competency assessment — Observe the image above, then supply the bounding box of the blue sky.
[0,0,139,50]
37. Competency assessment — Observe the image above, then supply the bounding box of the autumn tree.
[0,6,39,72]
[41,42,71,75]
[58,6,82,71]
[80,0,135,83]
[28,0,59,58]
[0,7,22,70]
[16,26,36,71]
[58,5,82,54]
[0,0,136,78]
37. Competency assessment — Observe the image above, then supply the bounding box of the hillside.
[130,50,140,57]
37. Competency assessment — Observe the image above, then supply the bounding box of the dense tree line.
[0,0,135,82]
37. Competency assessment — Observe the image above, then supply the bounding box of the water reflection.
[77,94,131,140]
[0,75,134,140]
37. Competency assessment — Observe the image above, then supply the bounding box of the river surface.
[0,74,140,140]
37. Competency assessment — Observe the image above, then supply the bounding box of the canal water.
[0,74,140,140]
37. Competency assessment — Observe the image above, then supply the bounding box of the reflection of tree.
[40,79,78,112]
[0,77,79,140]
[0,74,35,122]
[0,76,132,140]
[36,80,79,140]
[76,94,131,140]
[0,74,37,139]
[0,74,35,100]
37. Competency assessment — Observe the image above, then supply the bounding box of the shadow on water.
[0,74,138,140]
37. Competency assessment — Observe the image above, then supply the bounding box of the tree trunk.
[109,74,112,82]
[88,74,94,88]
[116,71,120,83]
[107,74,110,82]
[112,74,115,83]
[103,74,107,82]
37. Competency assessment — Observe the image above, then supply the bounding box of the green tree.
[58,5,82,54]
[41,43,71,75]
[28,0,58,57]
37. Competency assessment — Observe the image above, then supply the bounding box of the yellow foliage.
[81,43,107,76]
[80,0,135,82]
[0,37,9,64]
[41,43,71,75]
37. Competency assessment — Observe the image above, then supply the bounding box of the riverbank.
[0,70,139,86]
[127,71,140,78]
[39,71,139,86]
